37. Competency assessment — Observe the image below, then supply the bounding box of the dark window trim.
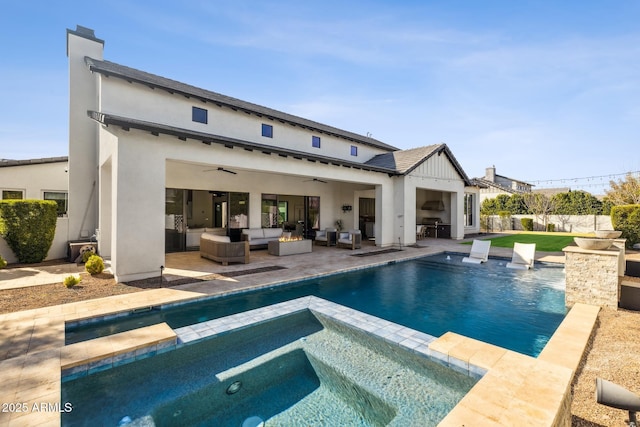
[192,106,208,124]
[312,135,321,148]
[262,123,273,138]
[350,145,358,156]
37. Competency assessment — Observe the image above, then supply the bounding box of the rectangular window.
[350,145,358,156]
[1,190,23,200]
[262,123,273,138]
[192,106,208,124]
[312,136,321,148]
[44,191,68,217]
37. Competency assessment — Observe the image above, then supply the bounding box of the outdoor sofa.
[200,233,249,265]
[241,228,284,249]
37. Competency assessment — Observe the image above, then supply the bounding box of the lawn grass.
[463,233,580,252]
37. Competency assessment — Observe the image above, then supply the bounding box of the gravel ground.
[1,270,640,426]
[572,304,640,427]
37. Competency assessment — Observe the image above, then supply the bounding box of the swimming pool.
[66,253,566,356]
[62,306,478,426]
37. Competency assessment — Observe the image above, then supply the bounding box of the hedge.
[611,204,640,248]
[0,200,58,263]
[520,218,534,231]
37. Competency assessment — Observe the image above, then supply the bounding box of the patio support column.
[249,192,261,229]
[110,135,166,282]
[375,184,393,247]
[450,191,464,239]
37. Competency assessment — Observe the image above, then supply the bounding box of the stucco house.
[0,157,70,262]
[473,165,534,204]
[2,26,481,281]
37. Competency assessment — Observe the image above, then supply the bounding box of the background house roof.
[473,177,522,194]
[364,144,472,185]
[0,157,68,167]
[84,57,398,152]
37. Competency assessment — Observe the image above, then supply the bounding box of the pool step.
[61,322,177,381]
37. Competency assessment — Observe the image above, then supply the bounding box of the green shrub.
[63,275,81,288]
[0,255,6,269]
[85,255,105,275]
[0,200,57,263]
[611,204,640,248]
[546,223,556,232]
[520,218,534,231]
[81,249,96,263]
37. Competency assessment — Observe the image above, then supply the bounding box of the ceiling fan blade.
[202,167,237,174]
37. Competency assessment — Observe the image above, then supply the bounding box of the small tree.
[506,194,529,214]
[0,200,57,263]
[523,193,555,231]
[606,174,640,205]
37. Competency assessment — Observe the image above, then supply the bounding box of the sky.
[1,1,639,195]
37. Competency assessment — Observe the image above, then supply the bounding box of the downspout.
[77,180,96,239]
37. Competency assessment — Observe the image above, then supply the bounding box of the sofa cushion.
[263,228,283,239]
[201,233,230,243]
[247,229,266,240]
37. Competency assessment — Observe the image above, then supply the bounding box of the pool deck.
[0,237,592,426]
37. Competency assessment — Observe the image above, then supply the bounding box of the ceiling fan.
[304,178,327,183]
[203,167,237,175]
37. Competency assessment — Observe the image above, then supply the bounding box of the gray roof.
[0,156,68,168]
[474,177,524,194]
[84,57,398,152]
[88,111,399,175]
[364,144,472,185]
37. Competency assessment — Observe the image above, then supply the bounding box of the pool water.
[67,253,566,356]
[62,310,476,426]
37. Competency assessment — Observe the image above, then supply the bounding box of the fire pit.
[268,237,312,256]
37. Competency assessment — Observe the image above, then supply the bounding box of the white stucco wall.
[99,77,389,164]
[0,161,68,199]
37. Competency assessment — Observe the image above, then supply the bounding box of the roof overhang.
[87,111,400,176]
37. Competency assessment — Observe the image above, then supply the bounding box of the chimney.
[485,165,496,182]
[67,25,104,240]
[66,25,104,57]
